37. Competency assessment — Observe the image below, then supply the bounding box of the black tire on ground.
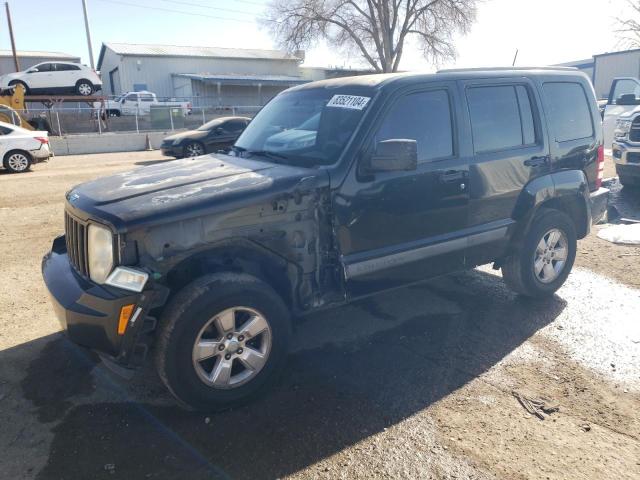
[75,80,94,96]
[155,272,291,411]
[183,141,205,157]
[8,80,29,95]
[501,209,577,298]
[619,175,640,188]
[3,150,32,173]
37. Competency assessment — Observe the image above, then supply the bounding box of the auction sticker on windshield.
[326,95,370,110]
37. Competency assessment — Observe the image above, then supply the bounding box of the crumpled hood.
[66,154,328,231]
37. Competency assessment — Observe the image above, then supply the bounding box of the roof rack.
[437,66,578,73]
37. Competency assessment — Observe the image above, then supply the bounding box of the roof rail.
[437,66,578,73]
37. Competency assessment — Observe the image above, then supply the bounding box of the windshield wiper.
[231,145,290,163]
[246,149,289,163]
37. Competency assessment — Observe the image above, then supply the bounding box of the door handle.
[439,170,465,183]
[524,155,549,167]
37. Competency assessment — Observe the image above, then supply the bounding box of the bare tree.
[263,0,477,72]
[616,0,640,48]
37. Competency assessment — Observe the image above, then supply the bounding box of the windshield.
[197,118,225,131]
[234,87,374,167]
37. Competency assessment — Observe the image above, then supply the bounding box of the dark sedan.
[160,116,250,158]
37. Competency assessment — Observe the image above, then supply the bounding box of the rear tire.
[76,80,94,96]
[3,150,32,173]
[156,272,291,411]
[502,209,577,298]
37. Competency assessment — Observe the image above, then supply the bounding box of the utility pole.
[5,2,20,71]
[81,0,95,69]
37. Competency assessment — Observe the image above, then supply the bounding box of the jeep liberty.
[42,69,609,410]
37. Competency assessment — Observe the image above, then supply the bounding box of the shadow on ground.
[10,269,566,480]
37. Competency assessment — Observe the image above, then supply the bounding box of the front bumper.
[160,144,183,157]
[612,140,640,183]
[41,235,164,367]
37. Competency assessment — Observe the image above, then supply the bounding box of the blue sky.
[0,0,633,70]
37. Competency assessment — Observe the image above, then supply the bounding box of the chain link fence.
[4,104,262,136]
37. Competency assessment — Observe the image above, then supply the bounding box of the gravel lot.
[0,152,639,480]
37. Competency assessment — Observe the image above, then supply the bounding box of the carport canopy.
[173,73,309,87]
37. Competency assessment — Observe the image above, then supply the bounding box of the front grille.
[629,118,640,142]
[65,212,89,276]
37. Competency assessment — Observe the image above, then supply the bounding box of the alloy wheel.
[6,153,29,172]
[186,143,204,156]
[533,228,568,283]
[78,83,92,96]
[192,307,272,389]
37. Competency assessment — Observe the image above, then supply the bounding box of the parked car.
[0,120,50,173]
[0,62,102,96]
[42,68,608,411]
[97,91,191,117]
[602,77,640,149]
[160,116,251,157]
[263,113,319,152]
[612,110,640,188]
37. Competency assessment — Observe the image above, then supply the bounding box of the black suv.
[43,69,608,410]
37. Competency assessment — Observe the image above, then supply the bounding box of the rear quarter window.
[542,82,594,142]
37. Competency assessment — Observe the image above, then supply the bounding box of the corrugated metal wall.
[190,82,284,106]
[594,51,640,99]
[99,46,300,101]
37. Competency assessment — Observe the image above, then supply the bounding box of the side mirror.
[27,68,37,73]
[214,127,225,135]
[364,139,418,173]
[616,94,640,106]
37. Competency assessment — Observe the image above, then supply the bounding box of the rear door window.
[466,85,537,153]
[542,82,594,142]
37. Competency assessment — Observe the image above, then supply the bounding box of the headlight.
[615,119,632,139]
[88,224,114,283]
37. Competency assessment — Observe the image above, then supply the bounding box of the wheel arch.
[161,238,300,312]
[511,170,591,245]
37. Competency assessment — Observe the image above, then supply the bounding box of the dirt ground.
[0,152,639,480]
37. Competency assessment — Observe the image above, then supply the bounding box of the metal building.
[0,50,81,76]
[592,49,640,99]
[97,43,308,106]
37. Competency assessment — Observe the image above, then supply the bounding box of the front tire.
[619,174,639,189]
[8,80,29,95]
[156,273,291,411]
[502,209,577,298]
[3,150,32,173]
[184,141,205,157]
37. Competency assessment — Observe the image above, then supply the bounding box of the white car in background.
[0,61,102,96]
[0,121,50,173]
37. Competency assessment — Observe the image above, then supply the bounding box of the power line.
[94,0,262,23]
[157,0,260,16]
[160,0,266,9]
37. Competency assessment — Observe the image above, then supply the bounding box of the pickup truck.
[602,77,640,149]
[97,91,191,117]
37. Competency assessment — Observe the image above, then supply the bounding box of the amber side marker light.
[118,304,135,335]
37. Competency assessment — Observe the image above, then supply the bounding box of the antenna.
[512,48,519,67]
